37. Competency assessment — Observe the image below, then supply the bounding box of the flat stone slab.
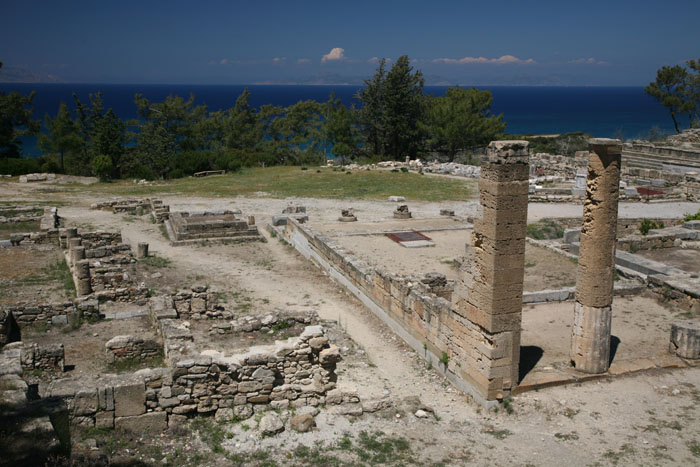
[400,240,435,248]
[114,381,146,417]
[388,196,405,202]
[648,226,699,240]
[115,411,167,432]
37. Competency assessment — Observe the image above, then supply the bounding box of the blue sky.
[1,0,699,85]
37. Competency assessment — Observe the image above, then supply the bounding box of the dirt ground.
[326,224,578,292]
[2,180,700,466]
[0,244,69,304]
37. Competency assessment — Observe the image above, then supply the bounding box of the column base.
[570,301,612,373]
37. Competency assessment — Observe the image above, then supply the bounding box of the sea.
[1,83,675,157]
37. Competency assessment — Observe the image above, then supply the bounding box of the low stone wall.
[617,233,679,252]
[210,310,318,334]
[647,274,700,314]
[105,335,162,362]
[0,298,99,327]
[171,286,223,318]
[9,230,58,246]
[280,218,496,403]
[46,324,340,429]
[20,343,65,373]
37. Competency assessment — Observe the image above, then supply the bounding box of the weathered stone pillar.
[74,259,92,296]
[136,242,149,258]
[70,246,85,264]
[248,216,255,226]
[458,140,529,400]
[570,138,622,373]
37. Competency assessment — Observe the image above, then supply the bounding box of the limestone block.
[72,389,98,416]
[115,412,167,432]
[95,411,114,428]
[669,320,700,359]
[114,381,146,417]
[98,387,114,411]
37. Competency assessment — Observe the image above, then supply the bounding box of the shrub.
[0,157,42,175]
[639,218,664,235]
[684,209,700,222]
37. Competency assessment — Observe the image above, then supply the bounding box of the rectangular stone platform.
[165,210,264,246]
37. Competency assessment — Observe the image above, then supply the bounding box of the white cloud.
[322,47,345,63]
[272,57,286,65]
[568,57,607,65]
[432,54,536,65]
[297,58,311,65]
[219,58,229,65]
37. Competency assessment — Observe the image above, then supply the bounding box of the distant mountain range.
[0,66,62,83]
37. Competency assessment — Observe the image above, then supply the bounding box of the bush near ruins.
[526,219,564,239]
[639,218,664,236]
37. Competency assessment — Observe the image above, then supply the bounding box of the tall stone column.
[570,138,622,373]
[458,140,529,400]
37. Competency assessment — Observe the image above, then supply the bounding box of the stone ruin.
[338,209,357,222]
[272,206,309,226]
[393,204,412,219]
[165,210,263,245]
[91,197,170,223]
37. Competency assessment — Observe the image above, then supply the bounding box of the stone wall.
[105,335,162,362]
[20,343,65,373]
[0,298,99,327]
[171,286,224,318]
[45,324,340,429]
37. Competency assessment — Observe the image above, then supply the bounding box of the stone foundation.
[165,210,263,245]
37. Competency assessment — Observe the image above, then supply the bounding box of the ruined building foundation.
[570,138,622,373]
[458,140,529,399]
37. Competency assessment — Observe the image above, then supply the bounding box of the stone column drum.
[136,242,149,258]
[74,259,92,296]
[570,138,622,373]
[459,140,529,400]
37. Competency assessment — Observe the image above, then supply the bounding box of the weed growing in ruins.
[21,258,75,298]
[526,219,564,240]
[683,209,700,222]
[190,418,227,455]
[639,218,664,235]
[502,397,514,415]
[439,352,449,366]
[107,352,165,373]
[602,443,635,465]
[140,255,172,268]
[482,427,512,440]
[688,440,700,458]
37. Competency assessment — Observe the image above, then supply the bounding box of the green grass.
[526,219,564,240]
[0,220,41,239]
[20,258,75,298]
[139,254,172,268]
[43,166,476,201]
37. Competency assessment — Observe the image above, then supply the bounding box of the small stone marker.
[670,320,700,359]
[338,209,357,222]
[393,205,412,219]
[388,196,405,202]
[136,242,149,258]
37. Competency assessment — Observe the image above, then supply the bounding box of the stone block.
[73,389,98,416]
[95,411,114,429]
[115,411,167,433]
[114,381,146,417]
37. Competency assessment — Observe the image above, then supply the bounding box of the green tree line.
[1,56,507,178]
